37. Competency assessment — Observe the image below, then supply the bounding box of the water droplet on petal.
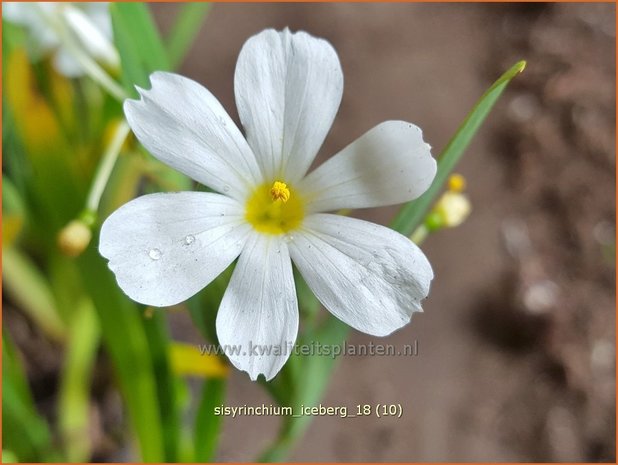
[223,185,230,193]
[283,234,294,243]
[184,235,195,245]
[149,248,162,260]
[217,115,227,126]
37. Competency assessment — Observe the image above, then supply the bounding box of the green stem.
[410,224,429,245]
[85,120,131,214]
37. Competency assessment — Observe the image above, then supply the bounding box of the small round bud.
[435,191,471,228]
[448,173,466,193]
[57,220,92,257]
[424,211,444,232]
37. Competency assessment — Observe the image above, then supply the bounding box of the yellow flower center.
[269,181,290,203]
[245,181,304,234]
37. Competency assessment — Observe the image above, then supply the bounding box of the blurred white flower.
[3,2,118,77]
[434,191,471,228]
[99,29,436,381]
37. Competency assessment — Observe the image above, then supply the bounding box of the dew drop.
[223,185,230,193]
[184,235,195,245]
[283,234,294,243]
[217,115,227,126]
[148,248,162,260]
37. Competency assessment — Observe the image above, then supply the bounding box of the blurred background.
[4,2,616,462]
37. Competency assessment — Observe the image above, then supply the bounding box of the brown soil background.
[6,3,614,463]
[154,3,616,461]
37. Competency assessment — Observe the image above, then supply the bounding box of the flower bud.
[57,220,92,257]
[433,191,471,228]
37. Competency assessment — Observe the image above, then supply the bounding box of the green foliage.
[194,379,226,462]
[57,299,100,462]
[166,3,212,69]
[3,333,58,462]
[110,3,170,93]
[78,246,166,462]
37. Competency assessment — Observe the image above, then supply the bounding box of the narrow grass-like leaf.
[3,333,58,462]
[2,247,67,343]
[391,60,526,235]
[110,7,146,92]
[3,382,58,462]
[2,175,26,247]
[194,378,226,462]
[78,246,165,462]
[259,317,349,462]
[166,3,211,69]
[57,299,100,462]
[3,332,36,418]
[142,310,181,462]
[110,3,170,94]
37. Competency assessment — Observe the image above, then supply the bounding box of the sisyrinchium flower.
[99,29,437,381]
[3,2,118,77]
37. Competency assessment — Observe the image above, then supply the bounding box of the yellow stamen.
[246,182,304,234]
[270,181,291,203]
[448,173,466,193]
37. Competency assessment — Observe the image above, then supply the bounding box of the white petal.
[298,121,436,213]
[216,234,298,381]
[99,192,250,307]
[124,72,262,201]
[4,2,59,51]
[63,4,119,68]
[289,214,433,336]
[234,28,343,183]
[3,2,37,25]
[53,48,84,77]
[82,3,113,39]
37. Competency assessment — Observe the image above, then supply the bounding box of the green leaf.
[142,310,182,462]
[3,333,59,462]
[193,378,226,462]
[391,60,526,235]
[166,3,212,69]
[2,449,19,463]
[2,247,67,343]
[57,299,100,462]
[3,382,58,462]
[78,245,165,462]
[3,331,36,418]
[109,3,193,191]
[111,3,170,94]
[259,316,349,462]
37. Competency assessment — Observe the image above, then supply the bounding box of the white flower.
[99,29,437,381]
[3,2,118,77]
